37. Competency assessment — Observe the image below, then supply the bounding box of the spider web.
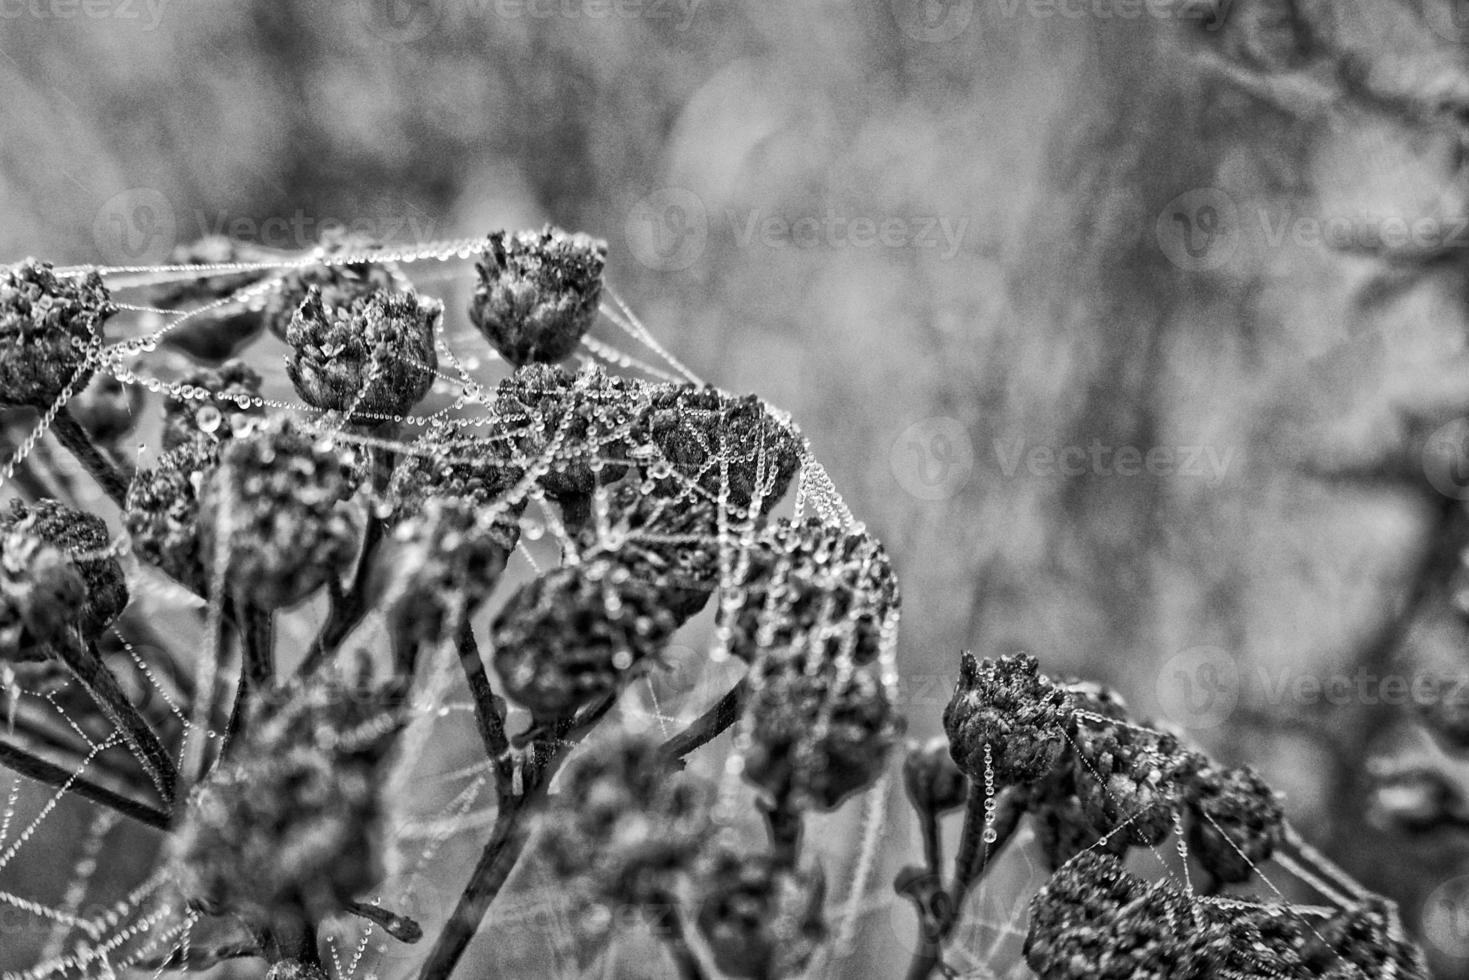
[0,237,1409,980]
[0,237,897,979]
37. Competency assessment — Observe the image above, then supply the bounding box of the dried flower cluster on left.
[0,227,902,980]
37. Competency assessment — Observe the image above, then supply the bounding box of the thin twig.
[903,785,1023,980]
[49,409,130,508]
[658,677,749,763]
[455,622,510,765]
[63,640,177,808]
[418,694,620,980]
[0,740,170,831]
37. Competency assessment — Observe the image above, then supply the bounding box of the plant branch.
[0,740,170,831]
[302,510,385,673]
[903,784,1024,980]
[658,677,748,764]
[418,693,620,980]
[455,621,510,769]
[50,408,130,508]
[347,901,423,944]
[62,640,177,808]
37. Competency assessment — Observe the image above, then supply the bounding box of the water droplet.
[196,405,222,433]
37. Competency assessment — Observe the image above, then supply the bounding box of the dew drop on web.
[196,404,222,434]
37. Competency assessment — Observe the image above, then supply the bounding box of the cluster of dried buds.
[893,650,1427,978]
[0,226,907,980]
[1,224,1424,980]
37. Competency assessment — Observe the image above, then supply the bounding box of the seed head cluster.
[286,285,440,423]
[200,417,361,609]
[170,669,404,932]
[470,226,607,366]
[0,260,114,408]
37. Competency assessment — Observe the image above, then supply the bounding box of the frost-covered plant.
[0,227,1432,980]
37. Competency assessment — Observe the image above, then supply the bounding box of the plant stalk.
[417,694,619,980]
[62,640,177,808]
[0,739,170,830]
[50,409,130,508]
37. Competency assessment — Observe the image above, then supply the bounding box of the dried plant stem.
[346,900,423,943]
[0,740,170,830]
[50,409,130,507]
[7,706,154,789]
[418,694,619,980]
[62,640,177,808]
[240,604,274,689]
[130,942,261,971]
[659,676,748,763]
[303,512,385,671]
[903,784,1023,980]
[455,622,510,763]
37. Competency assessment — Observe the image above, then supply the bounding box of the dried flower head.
[161,360,264,451]
[125,437,221,593]
[470,226,607,366]
[286,285,440,424]
[1185,764,1285,885]
[491,560,679,720]
[1200,901,1312,978]
[539,728,711,909]
[1029,770,1129,869]
[743,664,903,812]
[1070,716,1201,851]
[726,518,898,667]
[69,372,143,446]
[261,233,401,340]
[377,497,520,648]
[170,669,403,930]
[1024,851,1211,980]
[0,260,114,408]
[640,386,802,515]
[0,530,87,662]
[387,419,525,520]
[579,481,723,624]
[199,417,361,610]
[494,363,643,510]
[1,500,127,645]
[1300,898,1429,979]
[695,847,827,980]
[944,652,1069,788]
